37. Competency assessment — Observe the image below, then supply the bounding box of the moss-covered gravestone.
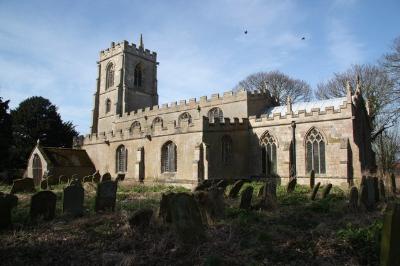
[321,183,332,199]
[310,182,321,201]
[11,178,35,194]
[239,186,253,210]
[95,180,117,212]
[63,183,84,217]
[0,193,18,229]
[159,192,205,245]
[30,191,57,221]
[228,180,245,198]
[380,203,400,266]
[101,172,112,183]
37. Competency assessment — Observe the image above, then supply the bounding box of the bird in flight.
[301,37,305,40]
[244,30,248,34]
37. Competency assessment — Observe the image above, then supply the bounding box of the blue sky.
[0,0,399,134]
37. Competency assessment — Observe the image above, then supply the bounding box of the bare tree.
[234,71,312,104]
[374,128,400,177]
[315,64,396,139]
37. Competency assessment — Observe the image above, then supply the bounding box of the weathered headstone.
[159,192,205,245]
[310,182,321,201]
[128,208,153,229]
[40,179,48,190]
[194,187,225,225]
[0,193,18,229]
[390,173,396,194]
[373,176,380,202]
[216,179,228,189]
[116,173,125,182]
[63,183,84,216]
[287,177,297,193]
[95,180,117,212]
[83,175,93,183]
[59,175,69,184]
[349,186,358,210]
[358,184,368,210]
[379,179,386,202]
[310,170,315,189]
[321,183,333,199]
[101,172,112,183]
[194,180,209,191]
[239,186,253,210]
[380,203,400,266]
[228,180,244,198]
[366,176,376,209]
[257,185,265,198]
[47,175,59,186]
[11,178,35,194]
[92,171,101,183]
[30,191,57,221]
[254,181,278,210]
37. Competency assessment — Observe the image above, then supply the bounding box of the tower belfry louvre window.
[106,63,114,89]
[116,145,127,173]
[306,128,326,174]
[161,141,177,173]
[134,64,142,87]
[208,107,223,123]
[261,131,277,175]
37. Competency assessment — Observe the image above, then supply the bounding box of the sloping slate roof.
[263,97,347,116]
[40,147,94,167]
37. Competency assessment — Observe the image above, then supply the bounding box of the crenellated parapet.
[203,116,249,131]
[99,40,157,62]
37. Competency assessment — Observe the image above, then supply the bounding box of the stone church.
[27,37,375,188]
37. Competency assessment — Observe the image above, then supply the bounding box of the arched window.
[105,99,111,113]
[134,64,142,87]
[261,131,277,175]
[161,141,177,173]
[106,63,114,89]
[130,121,141,132]
[178,112,192,126]
[32,154,42,184]
[221,135,233,165]
[208,107,223,123]
[116,145,127,173]
[152,117,163,128]
[306,128,326,174]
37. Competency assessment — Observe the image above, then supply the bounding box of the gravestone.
[63,183,84,216]
[194,180,209,192]
[59,175,69,184]
[257,185,265,198]
[129,208,153,229]
[390,173,396,194]
[40,179,48,190]
[216,180,228,189]
[194,187,225,225]
[287,177,297,193]
[95,181,117,212]
[47,175,59,186]
[373,177,380,202]
[239,186,253,210]
[361,175,367,186]
[321,183,333,199]
[228,180,245,198]
[116,173,125,182]
[30,191,57,221]
[159,192,205,245]
[380,203,400,266]
[379,179,386,202]
[11,178,35,194]
[310,170,315,189]
[366,176,376,209]
[92,171,101,183]
[255,181,277,210]
[349,186,358,210]
[0,193,18,229]
[310,182,321,201]
[101,172,112,183]
[358,184,368,210]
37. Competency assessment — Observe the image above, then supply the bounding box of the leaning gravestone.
[349,186,358,210]
[30,191,57,221]
[255,181,277,210]
[159,192,205,245]
[380,203,400,266]
[310,182,321,201]
[257,185,265,198]
[310,170,315,189]
[239,186,253,210]
[92,171,101,183]
[95,181,117,212]
[228,180,245,198]
[0,193,18,229]
[129,208,153,229]
[59,175,69,184]
[287,177,297,193]
[322,183,333,199]
[11,178,35,194]
[379,179,386,202]
[101,172,112,183]
[216,179,228,189]
[63,183,84,216]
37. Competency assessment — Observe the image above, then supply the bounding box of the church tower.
[91,35,158,133]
